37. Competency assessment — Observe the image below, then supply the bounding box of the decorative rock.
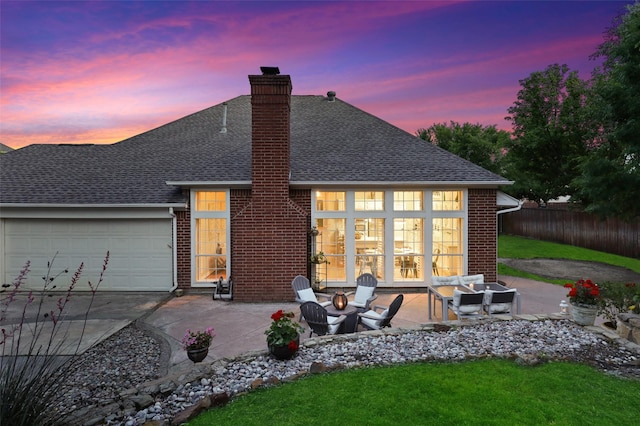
[170,403,201,425]
[309,361,329,374]
[265,376,281,386]
[210,392,230,407]
[58,319,640,426]
[128,394,155,410]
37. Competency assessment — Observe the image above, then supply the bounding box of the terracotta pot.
[186,346,209,363]
[268,335,300,360]
[571,304,598,326]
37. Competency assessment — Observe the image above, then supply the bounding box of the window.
[314,218,346,281]
[355,218,384,280]
[433,191,463,211]
[394,218,423,280]
[196,191,226,211]
[394,191,423,211]
[432,218,463,276]
[193,191,229,284]
[316,191,346,211]
[355,191,384,211]
[313,189,467,286]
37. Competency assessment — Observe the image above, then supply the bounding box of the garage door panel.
[4,219,172,291]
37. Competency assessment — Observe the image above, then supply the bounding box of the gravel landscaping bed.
[57,319,640,425]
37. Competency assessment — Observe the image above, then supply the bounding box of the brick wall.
[468,188,497,282]
[176,209,191,289]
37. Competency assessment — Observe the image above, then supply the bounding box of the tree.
[573,2,640,221]
[416,121,509,175]
[504,64,590,204]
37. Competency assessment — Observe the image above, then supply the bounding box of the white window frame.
[190,190,231,287]
[312,189,468,287]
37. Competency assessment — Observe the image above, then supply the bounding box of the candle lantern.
[332,291,348,310]
[559,300,569,315]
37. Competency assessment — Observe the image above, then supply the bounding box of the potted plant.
[564,279,601,325]
[182,327,215,363]
[309,251,328,264]
[265,310,304,360]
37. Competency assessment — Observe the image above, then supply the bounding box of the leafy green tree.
[504,64,590,204]
[573,2,640,221]
[416,122,509,175]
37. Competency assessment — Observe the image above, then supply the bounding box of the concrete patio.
[143,275,583,374]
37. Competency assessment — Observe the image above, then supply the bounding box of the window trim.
[312,189,468,288]
[190,190,231,287]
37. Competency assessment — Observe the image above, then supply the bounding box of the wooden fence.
[500,208,640,259]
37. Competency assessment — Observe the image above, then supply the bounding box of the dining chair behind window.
[358,255,378,277]
[400,255,417,278]
[432,249,440,276]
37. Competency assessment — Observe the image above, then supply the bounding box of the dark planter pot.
[186,346,209,363]
[268,335,300,360]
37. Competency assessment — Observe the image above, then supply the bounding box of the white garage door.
[3,219,173,291]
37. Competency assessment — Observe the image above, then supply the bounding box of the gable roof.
[0,95,511,206]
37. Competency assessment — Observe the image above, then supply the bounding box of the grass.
[498,235,640,284]
[187,359,640,425]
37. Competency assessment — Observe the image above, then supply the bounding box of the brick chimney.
[231,67,309,302]
[249,67,292,208]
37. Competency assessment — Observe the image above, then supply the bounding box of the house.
[0,143,13,154]
[0,67,517,301]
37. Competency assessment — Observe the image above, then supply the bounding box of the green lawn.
[498,235,640,284]
[188,359,640,425]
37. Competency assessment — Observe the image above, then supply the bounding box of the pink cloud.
[0,1,620,149]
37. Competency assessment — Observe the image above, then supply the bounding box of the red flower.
[271,310,284,321]
[288,340,298,351]
[565,278,601,306]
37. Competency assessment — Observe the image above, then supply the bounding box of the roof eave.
[290,180,513,189]
[166,181,251,189]
[0,203,186,208]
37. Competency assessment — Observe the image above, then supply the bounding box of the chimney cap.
[260,66,280,75]
[327,91,336,101]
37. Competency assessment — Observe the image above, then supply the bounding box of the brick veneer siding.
[467,188,498,282]
[231,190,310,302]
[176,209,191,289]
[229,73,310,302]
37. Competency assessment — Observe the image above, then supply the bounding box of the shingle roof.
[0,95,510,205]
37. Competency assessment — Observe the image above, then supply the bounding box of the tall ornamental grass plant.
[0,252,109,425]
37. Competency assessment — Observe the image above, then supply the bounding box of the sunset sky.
[0,1,631,149]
